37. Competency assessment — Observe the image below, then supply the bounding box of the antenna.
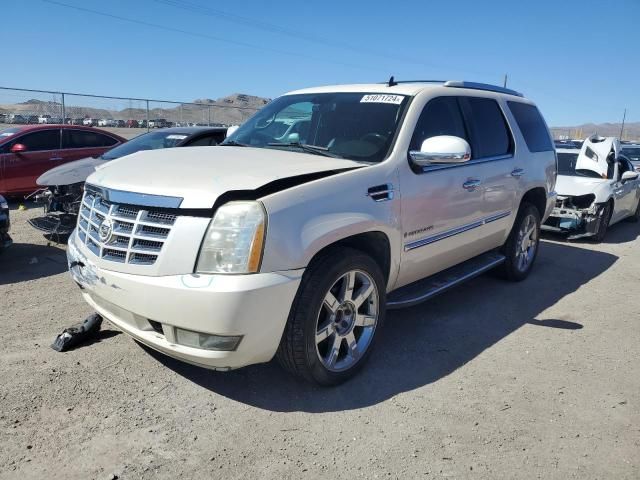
[503,74,508,88]
[388,76,397,87]
[620,108,626,140]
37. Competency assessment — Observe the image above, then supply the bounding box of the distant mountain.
[0,93,270,126]
[551,122,640,142]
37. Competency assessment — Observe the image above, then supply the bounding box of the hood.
[556,175,609,199]
[575,135,620,178]
[87,146,364,208]
[37,157,109,186]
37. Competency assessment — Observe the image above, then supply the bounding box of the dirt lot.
[1,206,638,480]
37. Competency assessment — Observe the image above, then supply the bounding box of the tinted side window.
[16,129,60,151]
[459,97,512,158]
[62,130,119,149]
[410,96,467,151]
[507,101,552,152]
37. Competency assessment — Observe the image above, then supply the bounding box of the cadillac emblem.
[98,217,114,243]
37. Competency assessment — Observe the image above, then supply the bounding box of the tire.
[592,202,613,243]
[625,197,640,223]
[276,246,386,386]
[498,202,541,282]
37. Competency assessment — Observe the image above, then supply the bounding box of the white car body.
[543,139,640,238]
[97,119,115,127]
[82,118,94,126]
[67,81,557,374]
[38,115,51,124]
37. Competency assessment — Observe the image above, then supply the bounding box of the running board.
[387,251,505,309]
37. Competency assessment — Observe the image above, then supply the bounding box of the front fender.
[259,163,402,288]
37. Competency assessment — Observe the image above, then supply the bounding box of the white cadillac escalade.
[67,80,557,385]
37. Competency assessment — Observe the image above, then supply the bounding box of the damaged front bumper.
[66,231,303,370]
[542,197,602,239]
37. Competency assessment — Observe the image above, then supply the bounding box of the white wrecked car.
[543,135,640,241]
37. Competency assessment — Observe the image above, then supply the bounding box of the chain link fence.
[0,87,262,136]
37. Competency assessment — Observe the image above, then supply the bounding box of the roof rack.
[381,79,447,85]
[380,78,524,97]
[443,81,523,97]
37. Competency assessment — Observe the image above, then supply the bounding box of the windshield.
[558,151,612,179]
[622,147,640,162]
[101,131,189,160]
[223,92,409,163]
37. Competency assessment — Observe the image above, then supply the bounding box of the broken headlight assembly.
[561,194,596,210]
[195,201,266,274]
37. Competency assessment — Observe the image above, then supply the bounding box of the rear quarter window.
[507,102,553,153]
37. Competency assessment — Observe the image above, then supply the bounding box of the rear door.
[459,96,518,252]
[60,129,120,166]
[0,128,61,194]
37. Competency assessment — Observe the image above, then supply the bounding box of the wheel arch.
[307,231,392,288]
[520,187,547,218]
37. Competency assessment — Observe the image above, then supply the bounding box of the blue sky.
[6,0,639,126]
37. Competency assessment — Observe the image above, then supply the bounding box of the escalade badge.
[98,217,114,243]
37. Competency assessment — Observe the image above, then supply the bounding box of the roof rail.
[380,80,447,85]
[443,81,523,97]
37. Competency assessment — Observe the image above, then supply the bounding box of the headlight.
[196,201,266,274]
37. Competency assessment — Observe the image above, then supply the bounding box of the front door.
[396,96,484,288]
[1,128,61,195]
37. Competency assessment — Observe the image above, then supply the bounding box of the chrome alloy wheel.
[515,213,538,272]
[315,270,379,372]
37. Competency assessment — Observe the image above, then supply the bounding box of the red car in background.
[0,125,126,196]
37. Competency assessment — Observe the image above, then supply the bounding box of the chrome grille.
[77,191,176,265]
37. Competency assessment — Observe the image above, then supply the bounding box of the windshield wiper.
[267,142,341,158]
[221,140,249,147]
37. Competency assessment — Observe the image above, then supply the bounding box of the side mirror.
[10,143,27,153]
[621,171,639,182]
[409,135,471,167]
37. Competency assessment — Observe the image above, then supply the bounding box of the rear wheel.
[498,203,541,282]
[277,247,385,385]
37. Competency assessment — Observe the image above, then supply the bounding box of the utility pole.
[619,108,626,140]
[503,74,508,88]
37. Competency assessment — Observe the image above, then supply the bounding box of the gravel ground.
[1,206,638,480]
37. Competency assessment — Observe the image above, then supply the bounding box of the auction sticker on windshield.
[360,94,404,104]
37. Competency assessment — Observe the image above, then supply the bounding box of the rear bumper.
[67,231,303,370]
[543,190,557,222]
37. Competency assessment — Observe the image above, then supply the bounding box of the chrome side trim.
[85,184,183,209]
[404,210,511,251]
[419,154,513,173]
[366,183,395,202]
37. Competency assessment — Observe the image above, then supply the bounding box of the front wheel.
[277,247,385,385]
[498,203,541,282]
[592,202,613,243]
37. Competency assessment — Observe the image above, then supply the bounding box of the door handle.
[511,168,525,177]
[462,179,481,191]
[49,157,63,161]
